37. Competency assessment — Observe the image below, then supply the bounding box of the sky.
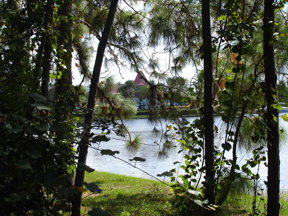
[71,1,288,86]
[71,0,198,86]
[71,46,198,86]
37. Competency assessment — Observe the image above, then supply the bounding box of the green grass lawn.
[82,172,176,216]
[218,191,288,216]
[80,171,288,216]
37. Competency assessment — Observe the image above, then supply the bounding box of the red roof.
[112,83,124,94]
[134,71,147,86]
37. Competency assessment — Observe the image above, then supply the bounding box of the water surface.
[87,115,288,189]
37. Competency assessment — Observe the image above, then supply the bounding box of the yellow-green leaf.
[281,114,288,122]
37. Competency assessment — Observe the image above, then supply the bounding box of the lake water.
[86,115,288,190]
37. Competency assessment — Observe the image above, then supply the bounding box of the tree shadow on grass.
[82,189,175,215]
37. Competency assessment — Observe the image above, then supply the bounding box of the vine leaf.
[129,157,146,162]
[83,182,102,193]
[4,193,22,203]
[88,207,111,216]
[17,159,32,169]
[26,125,41,135]
[92,135,110,143]
[45,171,65,187]
[281,114,288,122]
[100,149,120,156]
[25,147,42,159]
[34,122,49,131]
[221,142,231,151]
[78,163,95,173]
[71,185,87,193]
[50,126,68,131]
[12,124,23,133]
[157,171,173,177]
[30,93,47,102]
[31,104,51,110]
[12,114,28,123]
[187,189,202,196]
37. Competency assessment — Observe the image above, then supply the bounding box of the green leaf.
[187,189,202,196]
[26,125,41,135]
[32,104,51,110]
[34,122,49,131]
[273,114,277,123]
[92,135,110,143]
[88,207,111,216]
[12,114,28,123]
[281,114,288,122]
[221,142,231,151]
[12,124,23,133]
[58,186,71,197]
[50,126,68,131]
[218,15,224,21]
[45,171,65,187]
[251,136,259,143]
[194,199,203,206]
[100,149,120,156]
[276,104,282,110]
[25,147,42,159]
[129,157,146,162]
[157,171,173,177]
[83,182,102,193]
[4,193,22,203]
[78,163,95,173]
[30,93,47,102]
[17,159,32,169]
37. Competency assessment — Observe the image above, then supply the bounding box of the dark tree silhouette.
[263,0,280,215]
[202,0,215,215]
[71,1,119,215]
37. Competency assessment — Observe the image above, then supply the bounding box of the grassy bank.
[80,171,288,215]
[81,171,176,215]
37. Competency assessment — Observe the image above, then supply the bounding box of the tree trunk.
[41,0,54,98]
[263,0,280,215]
[41,33,52,98]
[202,0,215,215]
[33,0,53,91]
[71,1,119,215]
[56,0,73,95]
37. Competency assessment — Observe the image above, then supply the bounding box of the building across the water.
[112,71,149,109]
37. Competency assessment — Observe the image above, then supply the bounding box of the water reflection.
[86,115,288,189]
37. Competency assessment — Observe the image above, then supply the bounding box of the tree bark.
[71,1,119,215]
[202,0,215,215]
[263,0,280,215]
[56,0,73,95]
[33,0,54,91]
[41,0,54,98]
